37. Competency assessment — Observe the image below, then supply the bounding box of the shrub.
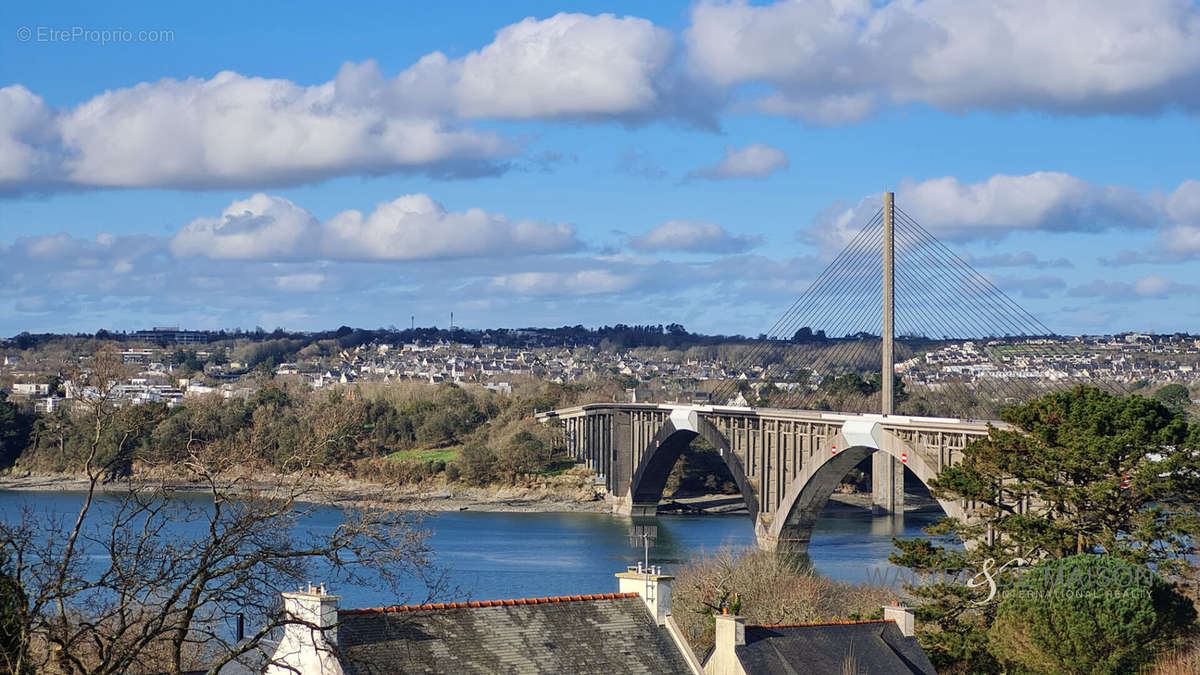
[671,547,896,657]
[458,442,496,486]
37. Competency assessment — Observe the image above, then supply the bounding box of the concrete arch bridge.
[537,403,1001,552]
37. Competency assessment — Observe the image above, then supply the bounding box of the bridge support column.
[871,452,904,514]
[756,521,811,555]
[608,495,658,518]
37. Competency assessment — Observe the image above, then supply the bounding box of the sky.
[2,0,1199,337]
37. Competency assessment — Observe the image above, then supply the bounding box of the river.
[0,490,944,609]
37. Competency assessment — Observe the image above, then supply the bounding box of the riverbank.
[0,473,939,516]
[0,471,610,514]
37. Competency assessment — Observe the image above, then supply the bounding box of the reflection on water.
[0,491,949,609]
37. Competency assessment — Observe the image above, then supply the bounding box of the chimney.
[706,612,746,675]
[266,583,344,675]
[615,563,673,626]
[883,602,915,637]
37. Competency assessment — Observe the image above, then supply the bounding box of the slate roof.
[335,592,693,675]
[733,620,936,675]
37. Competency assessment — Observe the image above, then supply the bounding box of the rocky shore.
[0,472,939,516]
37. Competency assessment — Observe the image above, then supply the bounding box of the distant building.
[12,382,50,397]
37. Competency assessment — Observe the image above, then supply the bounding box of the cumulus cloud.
[1100,180,1200,264]
[171,193,580,261]
[630,220,760,253]
[686,0,1200,124]
[807,172,1159,250]
[442,13,675,119]
[686,143,789,181]
[0,13,688,193]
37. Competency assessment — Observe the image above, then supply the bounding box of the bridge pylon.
[872,191,905,515]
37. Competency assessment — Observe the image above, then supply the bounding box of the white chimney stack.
[616,563,673,626]
[883,602,915,637]
[705,611,746,675]
[266,584,344,675]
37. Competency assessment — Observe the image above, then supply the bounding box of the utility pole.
[882,191,895,416]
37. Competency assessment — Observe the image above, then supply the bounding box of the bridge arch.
[763,425,968,553]
[625,410,760,521]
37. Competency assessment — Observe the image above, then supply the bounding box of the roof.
[335,592,693,675]
[733,620,936,675]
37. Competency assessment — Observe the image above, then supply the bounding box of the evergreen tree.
[891,386,1200,672]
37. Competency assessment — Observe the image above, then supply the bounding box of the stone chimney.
[883,602,915,637]
[705,611,746,675]
[266,583,344,675]
[615,563,673,626]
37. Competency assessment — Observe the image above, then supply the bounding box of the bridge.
[536,193,1084,551]
[538,402,997,551]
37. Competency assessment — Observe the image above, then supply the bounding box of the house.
[255,566,701,675]
[703,603,935,675]
[12,382,50,397]
[235,568,933,675]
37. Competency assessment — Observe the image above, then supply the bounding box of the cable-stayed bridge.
[538,193,1115,551]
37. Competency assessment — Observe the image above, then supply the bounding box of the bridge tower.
[872,192,905,514]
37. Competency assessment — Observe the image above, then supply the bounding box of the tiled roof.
[339,592,638,615]
[734,621,936,675]
[336,593,692,675]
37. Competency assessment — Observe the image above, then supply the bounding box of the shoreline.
[0,474,938,516]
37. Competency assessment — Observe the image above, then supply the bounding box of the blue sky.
[2,0,1199,336]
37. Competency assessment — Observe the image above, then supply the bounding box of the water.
[0,491,943,609]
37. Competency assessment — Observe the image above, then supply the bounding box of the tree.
[1155,383,1192,412]
[0,348,437,674]
[0,547,28,674]
[0,392,33,468]
[891,386,1200,672]
[989,554,1195,674]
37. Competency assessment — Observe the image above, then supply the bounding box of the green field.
[386,446,460,463]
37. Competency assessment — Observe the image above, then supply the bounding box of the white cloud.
[970,251,1073,269]
[686,0,1200,124]
[490,269,641,295]
[686,143,788,180]
[171,194,322,260]
[630,220,759,253]
[450,13,675,118]
[0,13,682,192]
[808,172,1158,250]
[273,273,328,293]
[0,75,509,192]
[1069,274,1195,299]
[170,193,580,261]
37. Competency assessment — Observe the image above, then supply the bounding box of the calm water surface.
[0,491,942,609]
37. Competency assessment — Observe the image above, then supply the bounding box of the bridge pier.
[755,522,811,555]
[608,495,659,518]
[871,453,905,514]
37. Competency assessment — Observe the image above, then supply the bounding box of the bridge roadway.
[537,403,1002,552]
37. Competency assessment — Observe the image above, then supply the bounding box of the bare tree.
[0,349,439,674]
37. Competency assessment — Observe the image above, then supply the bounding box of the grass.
[386,446,460,463]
